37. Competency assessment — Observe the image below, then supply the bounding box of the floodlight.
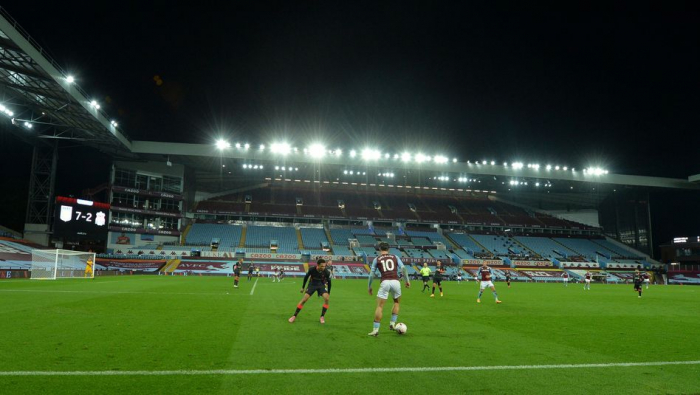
[434,155,448,164]
[555,166,560,170]
[490,161,495,165]
[244,143,250,150]
[275,166,280,170]
[216,139,231,150]
[512,162,524,169]
[270,142,291,155]
[361,148,380,161]
[259,144,265,150]
[535,182,540,187]
[546,165,552,170]
[66,75,75,84]
[235,143,241,149]
[308,143,325,155]
[401,152,412,162]
[350,150,357,158]
[563,166,568,171]
[335,149,343,156]
[415,153,428,163]
[453,158,458,163]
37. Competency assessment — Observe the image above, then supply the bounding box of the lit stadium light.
[362,172,366,175]
[555,166,560,170]
[24,121,32,129]
[394,154,400,160]
[253,165,259,169]
[244,143,250,150]
[296,167,299,171]
[361,148,380,161]
[434,155,448,164]
[349,150,357,158]
[66,75,75,84]
[110,120,118,127]
[384,153,390,159]
[490,161,495,165]
[512,162,524,169]
[90,100,100,109]
[563,166,568,171]
[503,162,508,167]
[260,165,263,169]
[343,170,348,175]
[259,144,265,150]
[535,182,540,187]
[546,165,552,170]
[235,143,241,149]
[335,149,342,156]
[242,164,247,169]
[349,170,354,175]
[275,166,280,170]
[533,164,540,170]
[308,143,326,155]
[215,139,231,150]
[401,152,412,162]
[415,153,428,163]
[303,148,308,154]
[270,142,291,155]
[453,158,458,163]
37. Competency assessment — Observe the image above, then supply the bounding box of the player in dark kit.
[233,259,243,288]
[505,271,512,288]
[633,269,643,298]
[247,264,253,281]
[430,262,446,297]
[368,242,410,336]
[289,259,332,324]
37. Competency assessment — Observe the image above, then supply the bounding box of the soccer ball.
[394,323,407,335]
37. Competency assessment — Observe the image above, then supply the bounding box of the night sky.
[0,2,698,248]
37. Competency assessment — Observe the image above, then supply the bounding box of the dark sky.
[1,2,699,247]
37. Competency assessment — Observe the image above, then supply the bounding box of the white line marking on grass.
[1,360,698,376]
[250,278,259,296]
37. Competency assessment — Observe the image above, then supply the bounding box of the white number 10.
[380,258,395,272]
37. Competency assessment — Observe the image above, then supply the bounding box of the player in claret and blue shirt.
[368,242,410,336]
[476,262,501,304]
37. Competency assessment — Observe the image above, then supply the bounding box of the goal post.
[30,249,96,280]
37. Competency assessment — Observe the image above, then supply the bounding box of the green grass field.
[0,276,698,394]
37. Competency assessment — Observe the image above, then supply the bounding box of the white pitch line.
[0,360,698,376]
[249,277,259,296]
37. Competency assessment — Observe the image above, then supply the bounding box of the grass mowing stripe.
[1,360,699,376]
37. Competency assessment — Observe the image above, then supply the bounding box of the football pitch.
[0,276,698,394]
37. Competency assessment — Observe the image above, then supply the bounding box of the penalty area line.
[1,360,699,376]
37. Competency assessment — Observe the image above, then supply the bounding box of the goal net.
[30,249,96,280]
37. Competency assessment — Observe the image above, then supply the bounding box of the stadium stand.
[299,227,329,250]
[185,223,242,247]
[245,225,298,253]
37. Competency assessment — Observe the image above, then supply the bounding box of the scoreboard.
[53,196,110,240]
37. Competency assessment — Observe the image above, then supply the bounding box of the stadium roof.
[131,141,700,192]
[0,8,132,156]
